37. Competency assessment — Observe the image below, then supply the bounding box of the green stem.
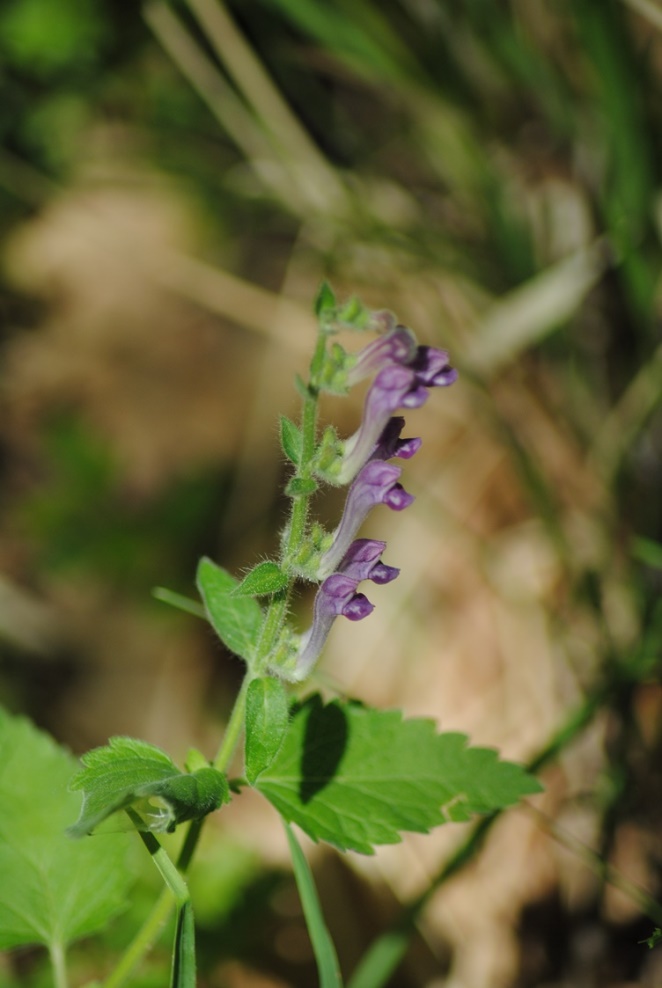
[253,333,325,671]
[103,330,328,988]
[49,940,69,988]
[104,889,173,988]
[104,674,252,988]
[132,818,190,907]
[213,673,251,772]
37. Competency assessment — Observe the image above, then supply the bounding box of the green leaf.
[0,707,132,951]
[286,476,318,497]
[253,696,543,854]
[285,823,343,988]
[67,737,229,837]
[196,557,264,661]
[640,928,662,950]
[245,677,290,784]
[280,415,303,465]
[232,561,289,597]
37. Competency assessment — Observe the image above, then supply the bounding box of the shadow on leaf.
[300,698,348,804]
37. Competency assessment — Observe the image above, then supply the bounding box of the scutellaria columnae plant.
[0,286,542,988]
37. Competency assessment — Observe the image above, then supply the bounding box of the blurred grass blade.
[284,823,343,988]
[152,587,206,618]
[466,239,609,374]
[590,341,662,483]
[347,931,407,988]
[185,0,348,214]
[143,1,300,211]
[622,0,662,32]
[265,0,418,85]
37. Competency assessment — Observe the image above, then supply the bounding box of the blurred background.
[1,0,662,985]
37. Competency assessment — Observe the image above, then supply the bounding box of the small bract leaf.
[67,737,229,837]
[232,562,289,597]
[245,677,290,784]
[253,695,543,854]
[0,708,132,951]
[286,477,318,497]
[337,295,369,329]
[280,416,303,466]
[314,281,336,318]
[197,557,263,662]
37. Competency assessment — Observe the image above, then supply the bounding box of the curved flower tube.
[338,538,400,585]
[291,573,374,681]
[345,325,418,387]
[337,367,428,483]
[318,461,414,577]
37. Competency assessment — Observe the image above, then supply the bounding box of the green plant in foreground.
[0,286,543,988]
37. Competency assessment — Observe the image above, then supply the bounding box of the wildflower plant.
[0,286,542,988]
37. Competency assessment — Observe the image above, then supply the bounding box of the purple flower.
[370,416,422,463]
[319,461,414,577]
[291,573,373,681]
[346,325,418,387]
[411,346,459,388]
[337,367,428,483]
[338,539,400,585]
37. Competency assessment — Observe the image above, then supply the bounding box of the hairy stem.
[253,331,326,672]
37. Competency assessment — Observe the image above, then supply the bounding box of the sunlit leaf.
[253,695,542,854]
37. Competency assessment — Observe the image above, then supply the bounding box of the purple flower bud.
[342,593,374,620]
[319,461,414,576]
[383,484,415,510]
[338,367,428,483]
[291,573,374,680]
[346,326,418,387]
[337,538,400,585]
[411,346,459,388]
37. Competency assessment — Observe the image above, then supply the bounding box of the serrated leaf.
[280,416,303,466]
[196,557,263,661]
[286,476,318,497]
[232,561,289,597]
[245,677,290,784]
[0,707,132,950]
[253,695,543,855]
[68,737,229,837]
[314,281,336,318]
